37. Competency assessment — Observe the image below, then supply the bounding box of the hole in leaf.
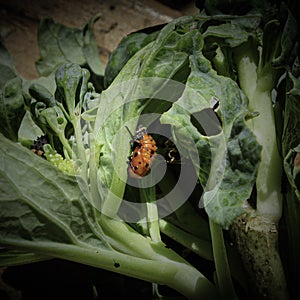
[191,108,222,136]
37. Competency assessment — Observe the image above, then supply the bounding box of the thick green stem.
[209,219,237,300]
[235,46,282,223]
[97,215,219,299]
[233,43,287,299]
[99,215,183,263]
[247,87,282,222]
[159,219,213,260]
[139,182,161,243]
[146,200,161,242]
[2,240,218,300]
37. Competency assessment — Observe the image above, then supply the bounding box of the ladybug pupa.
[127,125,157,178]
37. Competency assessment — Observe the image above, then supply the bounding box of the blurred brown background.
[0,0,198,79]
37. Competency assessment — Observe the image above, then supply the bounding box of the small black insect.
[30,135,48,158]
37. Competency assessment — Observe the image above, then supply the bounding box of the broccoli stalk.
[236,39,283,222]
[230,30,288,298]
